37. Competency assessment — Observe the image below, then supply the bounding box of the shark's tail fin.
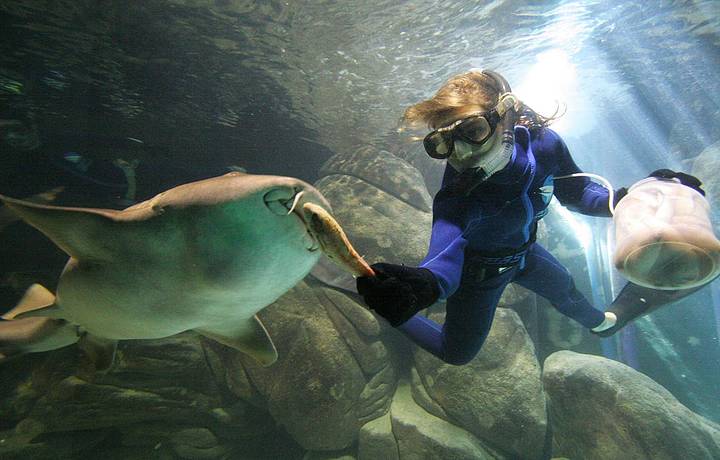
[2,284,61,320]
[0,284,78,364]
[0,316,80,360]
[1,284,116,371]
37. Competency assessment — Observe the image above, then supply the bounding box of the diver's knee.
[440,334,488,365]
[442,348,480,366]
[443,355,475,366]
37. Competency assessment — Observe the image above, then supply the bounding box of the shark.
[0,186,64,233]
[0,171,373,367]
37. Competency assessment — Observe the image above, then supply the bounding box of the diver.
[356,70,702,365]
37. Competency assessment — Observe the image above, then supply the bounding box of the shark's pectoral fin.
[78,334,118,372]
[2,284,62,320]
[196,315,278,366]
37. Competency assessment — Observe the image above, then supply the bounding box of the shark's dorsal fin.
[0,195,158,261]
[197,315,278,366]
[2,284,61,320]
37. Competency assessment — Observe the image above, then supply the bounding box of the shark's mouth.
[262,187,373,277]
[301,202,374,278]
[263,187,320,252]
[263,186,304,215]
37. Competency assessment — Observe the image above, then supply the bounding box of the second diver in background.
[356,70,705,365]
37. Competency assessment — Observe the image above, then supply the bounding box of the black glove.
[614,170,704,207]
[614,187,629,207]
[648,169,705,196]
[356,263,440,327]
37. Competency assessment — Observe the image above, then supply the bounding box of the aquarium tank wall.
[0,1,719,459]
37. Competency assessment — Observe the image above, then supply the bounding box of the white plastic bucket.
[613,177,720,290]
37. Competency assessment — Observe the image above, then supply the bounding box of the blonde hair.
[402,70,561,131]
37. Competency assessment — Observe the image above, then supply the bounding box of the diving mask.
[423,110,501,159]
[423,92,521,160]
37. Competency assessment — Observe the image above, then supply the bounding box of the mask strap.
[496,92,522,116]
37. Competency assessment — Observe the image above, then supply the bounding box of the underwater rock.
[542,308,584,350]
[219,280,396,452]
[8,335,224,434]
[669,117,720,163]
[497,281,534,309]
[630,310,719,422]
[412,307,548,460]
[0,332,283,458]
[303,448,358,460]
[389,381,497,459]
[170,428,228,460]
[314,175,431,268]
[544,350,720,459]
[213,347,266,410]
[25,374,207,430]
[0,428,109,460]
[410,365,448,421]
[357,412,398,460]
[391,135,446,197]
[319,147,432,212]
[314,145,432,268]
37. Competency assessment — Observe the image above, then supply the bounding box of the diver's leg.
[398,315,444,356]
[399,258,515,365]
[513,244,606,328]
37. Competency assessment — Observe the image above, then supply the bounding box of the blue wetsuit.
[399,126,609,364]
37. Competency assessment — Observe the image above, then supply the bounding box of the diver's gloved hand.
[614,187,629,206]
[614,170,704,207]
[356,263,440,327]
[648,169,705,196]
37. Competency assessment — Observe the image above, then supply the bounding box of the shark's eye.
[264,186,301,216]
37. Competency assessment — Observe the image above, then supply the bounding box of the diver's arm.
[546,129,614,217]
[418,166,469,299]
[356,166,467,327]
